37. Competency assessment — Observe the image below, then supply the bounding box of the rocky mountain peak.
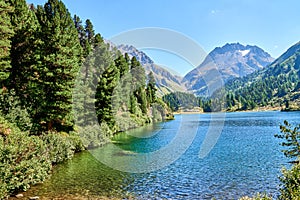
[104,41,187,95]
[183,43,275,96]
[117,44,154,65]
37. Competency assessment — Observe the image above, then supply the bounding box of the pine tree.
[146,72,157,104]
[130,57,148,113]
[7,0,40,111]
[73,19,102,128]
[137,87,147,114]
[0,0,13,87]
[35,0,82,132]
[85,19,94,45]
[73,52,97,127]
[130,56,146,90]
[95,61,120,128]
[115,54,129,77]
[129,94,137,114]
[124,53,130,64]
[94,33,103,47]
[74,15,89,57]
[74,33,119,129]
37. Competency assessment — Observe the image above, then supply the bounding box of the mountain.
[224,41,300,111]
[115,44,187,95]
[183,43,274,95]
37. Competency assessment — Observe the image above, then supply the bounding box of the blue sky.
[28,0,300,76]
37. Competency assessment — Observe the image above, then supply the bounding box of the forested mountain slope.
[225,42,300,111]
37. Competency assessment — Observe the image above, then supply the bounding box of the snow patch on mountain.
[239,49,250,56]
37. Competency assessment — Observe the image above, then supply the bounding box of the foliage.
[239,193,272,200]
[279,163,300,200]
[162,91,199,111]
[275,120,300,161]
[7,0,40,114]
[0,115,51,199]
[34,0,82,132]
[0,0,14,86]
[0,114,85,199]
[274,121,300,199]
[41,132,76,164]
[2,94,32,132]
[78,123,111,149]
[68,131,86,152]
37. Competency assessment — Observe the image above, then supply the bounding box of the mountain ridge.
[224,41,300,111]
[105,40,187,95]
[183,43,274,96]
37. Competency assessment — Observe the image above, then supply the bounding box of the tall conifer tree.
[35,0,82,131]
[7,0,40,110]
[93,36,119,127]
[146,72,157,104]
[85,19,94,45]
[0,0,13,87]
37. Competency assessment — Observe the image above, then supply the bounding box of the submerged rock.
[15,194,24,198]
[29,197,39,200]
[114,150,136,156]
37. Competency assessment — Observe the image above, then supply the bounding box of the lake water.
[26,111,300,199]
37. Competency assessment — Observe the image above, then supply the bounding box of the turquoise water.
[27,111,300,199]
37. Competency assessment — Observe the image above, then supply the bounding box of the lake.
[25,111,300,199]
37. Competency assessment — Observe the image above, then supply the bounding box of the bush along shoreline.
[0,114,84,199]
[0,102,172,199]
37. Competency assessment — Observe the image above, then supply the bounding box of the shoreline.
[173,107,284,115]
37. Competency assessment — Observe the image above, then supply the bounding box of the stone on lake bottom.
[29,197,39,200]
[15,194,24,198]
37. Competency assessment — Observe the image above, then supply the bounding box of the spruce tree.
[0,0,13,87]
[35,0,82,132]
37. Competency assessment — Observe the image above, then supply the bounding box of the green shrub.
[0,112,86,199]
[0,119,51,199]
[275,121,300,199]
[4,102,32,132]
[279,163,300,200]
[0,180,8,200]
[239,193,272,200]
[0,91,33,132]
[41,132,76,164]
[78,123,111,149]
[68,131,86,152]
[275,120,300,161]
